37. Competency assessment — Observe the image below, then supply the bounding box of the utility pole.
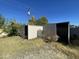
[26,8,31,25]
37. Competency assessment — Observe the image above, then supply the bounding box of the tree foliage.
[28,16,36,25]
[36,16,48,25]
[0,14,23,36]
[28,16,48,25]
[8,19,22,36]
[0,15,5,28]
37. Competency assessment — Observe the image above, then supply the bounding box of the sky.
[0,0,79,25]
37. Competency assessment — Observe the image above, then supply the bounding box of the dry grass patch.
[0,36,79,59]
[0,36,46,58]
[50,42,79,59]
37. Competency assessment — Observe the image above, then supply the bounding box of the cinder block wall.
[28,25,43,39]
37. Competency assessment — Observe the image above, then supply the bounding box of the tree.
[28,16,48,25]
[28,16,36,25]
[3,19,11,33]
[8,19,22,36]
[0,15,5,28]
[36,16,48,25]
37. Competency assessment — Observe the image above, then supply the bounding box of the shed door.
[56,22,69,44]
[25,25,28,39]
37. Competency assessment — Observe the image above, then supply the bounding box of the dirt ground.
[0,36,79,59]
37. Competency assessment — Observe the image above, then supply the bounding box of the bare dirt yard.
[0,36,79,59]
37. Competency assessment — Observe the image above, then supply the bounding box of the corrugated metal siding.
[18,25,26,38]
[43,24,57,41]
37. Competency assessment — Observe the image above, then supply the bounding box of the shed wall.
[43,24,57,41]
[28,25,43,39]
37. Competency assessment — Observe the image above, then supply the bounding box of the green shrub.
[71,34,79,41]
[8,20,22,36]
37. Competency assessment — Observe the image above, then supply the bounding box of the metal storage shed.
[19,22,70,44]
[43,22,70,44]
